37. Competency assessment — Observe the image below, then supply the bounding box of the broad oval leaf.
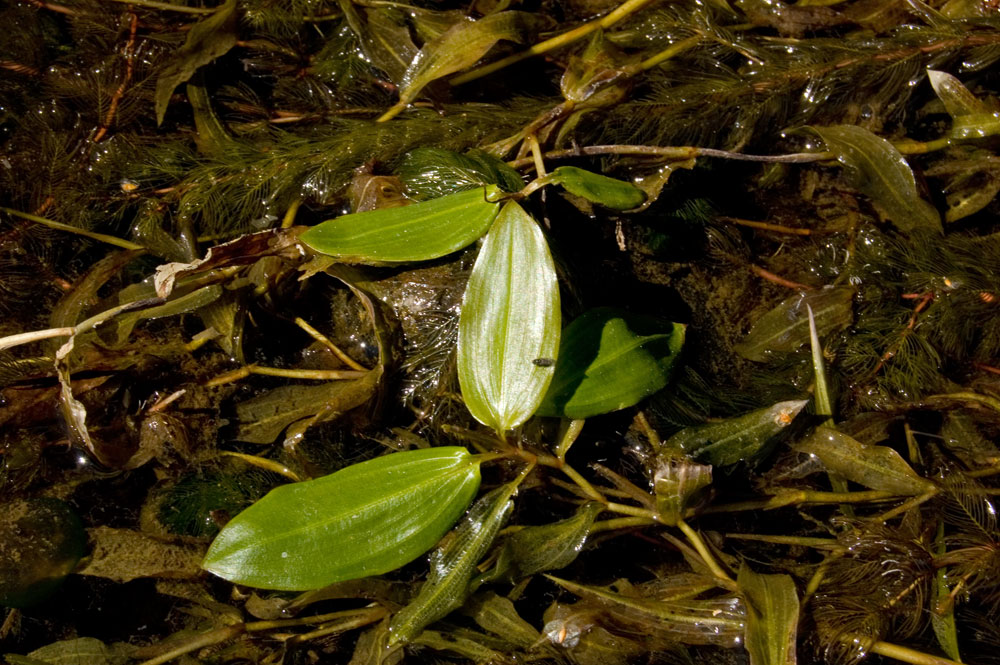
[202,447,481,591]
[300,186,501,265]
[735,287,853,362]
[547,166,647,211]
[458,200,560,433]
[666,400,810,467]
[389,479,519,645]
[809,125,941,234]
[536,308,685,420]
[793,427,936,496]
[398,148,524,201]
[739,566,799,665]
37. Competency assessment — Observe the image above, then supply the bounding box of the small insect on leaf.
[300,186,502,265]
[202,447,482,591]
[458,200,560,434]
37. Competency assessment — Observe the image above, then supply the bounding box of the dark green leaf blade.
[388,479,520,645]
[735,288,853,362]
[739,566,799,665]
[537,308,684,420]
[458,201,560,433]
[202,447,481,590]
[154,0,239,126]
[809,125,941,233]
[300,186,501,265]
[548,166,647,211]
[793,427,936,496]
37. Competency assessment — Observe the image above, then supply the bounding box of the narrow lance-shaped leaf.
[202,447,481,590]
[809,125,941,234]
[537,308,684,420]
[466,592,541,649]
[155,0,238,125]
[928,69,1000,140]
[739,566,800,665]
[930,522,962,662]
[545,166,647,211]
[793,427,937,496]
[379,12,545,120]
[735,287,853,362]
[458,200,560,433]
[665,400,809,467]
[300,186,501,265]
[388,477,522,645]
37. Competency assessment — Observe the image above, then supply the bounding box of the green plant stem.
[677,518,735,586]
[287,610,389,643]
[136,625,245,665]
[245,607,385,632]
[104,0,216,12]
[589,516,657,533]
[554,419,585,460]
[870,640,964,665]
[0,207,145,250]
[449,0,661,86]
[637,35,702,71]
[699,489,896,514]
[926,391,1000,414]
[725,533,842,549]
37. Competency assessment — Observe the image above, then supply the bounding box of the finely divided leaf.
[810,125,941,233]
[154,0,239,125]
[458,201,560,433]
[388,480,520,645]
[537,308,684,420]
[739,566,799,665]
[735,288,853,362]
[203,447,481,590]
[547,166,647,211]
[300,186,501,265]
[398,148,524,201]
[794,427,936,496]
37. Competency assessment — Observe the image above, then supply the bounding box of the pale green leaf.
[412,631,503,662]
[739,566,799,665]
[388,479,519,645]
[488,501,602,582]
[14,638,125,665]
[394,12,543,110]
[666,399,809,467]
[546,166,647,211]
[300,186,501,265]
[203,447,481,590]
[931,522,962,662]
[154,0,238,126]
[793,427,936,496]
[807,304,832,423]
[458,200,560,433]
[536,308,684,420]
[653,457,712,526]
[810,125,941,233]
[107,284,223,346]
[735,287,853,362]
[466,591,541,649]
[928,69,1000,140]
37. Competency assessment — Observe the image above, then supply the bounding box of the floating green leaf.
[154,0,238,125]
[546,166,647,211]
[203,447,481,590]
[389,479,520,645]
[809,125,941,233]
[398,148,524,201]
[458,201,560,433]
[300,186,501,265]
[667,399,809,467]
[928,69,1000,140]
[735,288,853,362]
[380,12,544,120]
[536,308,684,420]
[739,566,799,665]
[793,427,936,496]
[488,502,602,582]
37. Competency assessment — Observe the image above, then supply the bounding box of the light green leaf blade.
[927,69,1000,140]
[547,166,647,211]
[154,0,238,126]
[389,479,520,645]
[393,12,542,110]
[458,200,560,433]
[793,427,936,496]
[809,125,941,233]
[537,308,685,420]
[931,522,962,662]
[666,399,809,467]
[202,447,481,590]
[735,287,853,362]
[739,566,799,665]
[467,591,541,649]
[300,186,501,265]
